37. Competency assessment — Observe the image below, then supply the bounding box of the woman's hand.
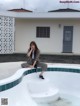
[27,48,33,57]
[29,65,34,68]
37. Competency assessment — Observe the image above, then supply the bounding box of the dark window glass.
[36,27,50,38]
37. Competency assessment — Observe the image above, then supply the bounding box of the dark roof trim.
[8,8,32,12]
[49,8,80,12]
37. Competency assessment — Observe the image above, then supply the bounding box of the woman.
[21,41,47,79]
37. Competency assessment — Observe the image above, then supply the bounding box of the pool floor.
[38,94,80,106]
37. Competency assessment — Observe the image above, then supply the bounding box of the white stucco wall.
[15,18,80,54]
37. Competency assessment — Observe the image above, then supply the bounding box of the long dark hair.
[28,41,39,58]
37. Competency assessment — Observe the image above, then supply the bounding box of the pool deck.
[0,62,80,80]
[0,62,23,80]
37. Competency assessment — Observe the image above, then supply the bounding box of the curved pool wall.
[0,63,80,106]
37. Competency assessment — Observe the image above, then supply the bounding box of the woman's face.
[31,44,35,50]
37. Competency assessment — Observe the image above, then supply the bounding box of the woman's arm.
[32,60,37,67]
[27,49,33,57]
[32,50,40,67]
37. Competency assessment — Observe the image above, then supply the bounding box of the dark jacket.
[27,50,40,65]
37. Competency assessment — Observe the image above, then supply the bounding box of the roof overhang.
[0,11,80,19]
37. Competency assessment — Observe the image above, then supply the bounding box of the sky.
[0,0,80,12]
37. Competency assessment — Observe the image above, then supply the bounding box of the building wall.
[15,18,80,54]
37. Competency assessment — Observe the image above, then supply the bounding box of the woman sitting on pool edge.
[21,41,47,79]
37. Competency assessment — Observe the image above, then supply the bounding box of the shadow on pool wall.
[0,53,80,63]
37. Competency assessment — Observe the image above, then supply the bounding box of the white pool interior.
[27,76,59,103]
[26,72,80,106]
[0,62,80,106]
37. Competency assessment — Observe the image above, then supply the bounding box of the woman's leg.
[21,62,30,68]
[37,62,47,78]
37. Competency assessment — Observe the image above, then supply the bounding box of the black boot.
[39,75,44,79]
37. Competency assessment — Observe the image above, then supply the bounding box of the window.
[36,27,50,38]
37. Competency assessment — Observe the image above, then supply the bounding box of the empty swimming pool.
[0,63,80,106]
